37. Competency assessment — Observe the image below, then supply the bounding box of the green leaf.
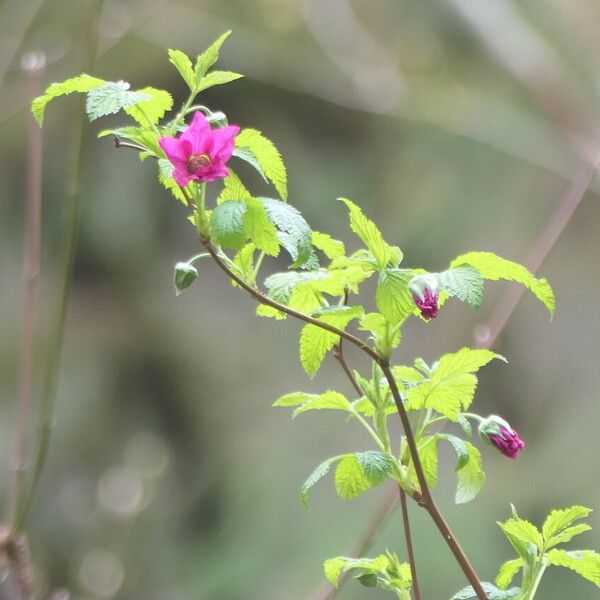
[452,582,521,599]
[194,30,232,80]
[216,169,251,204]
[299,306,364,378]
[376,268,414,324]
[196,70,243,92]
[455,441,485,504]
[450,251,555,316]
[235,128,287,200]
[264,270,327,303]
[359,312,401,356]
[546,549,600,586]
[258,198,315,268]
[438,265,484,307]
[85,81,150,121]
[243,197,280,255]
[542,506,592,548]
[545,524,593,549]
[438,434,470,470]
[499,515,544,555]
[324,557,347,587]
[356,451,396,485]
[124,87,173,125]
[334,455,372,500]
[32,73,105,125]
[408,436,439,490]
[434,348,506,379]
[210,200,247,249]
[312,231,345,260]
[168,49,196,91]
[157,158,186,204]
[496,558,524,590]
[300,456,344,507]
[340,198,401,269]
[274,390,351,417]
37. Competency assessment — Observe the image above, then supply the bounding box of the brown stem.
[332,342,421,600]
[198,237,486,598]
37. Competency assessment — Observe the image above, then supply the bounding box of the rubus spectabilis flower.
[409,273,440,320]
[478,415,525,460]
[159,111,240,186]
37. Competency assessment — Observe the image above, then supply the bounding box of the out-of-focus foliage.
[0,0,599,598]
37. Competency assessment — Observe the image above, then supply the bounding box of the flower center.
[187,153,212,173]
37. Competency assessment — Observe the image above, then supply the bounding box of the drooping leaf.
[452,582,521,599]
[408,436,439,491]
[356,451,396,485]
[300,455,344,507]
[546,549,600,587]
[32,73,106,125]
[450,251,555,316]
[334,455,372,500]
[340,198,401,269]
[455,441,485,504]
[235,128,287,200]
[495,559,524,590]
[324,557,347,587]
[312,231,345,260]
[438,265,484,307]
[243,197,280,255]
[376,268,414,324]
[85,81,150,121]
[124,87,173,125]
[157,158,187,204]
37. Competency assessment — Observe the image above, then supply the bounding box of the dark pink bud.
[488,426,525,460]
[413,288,439,320]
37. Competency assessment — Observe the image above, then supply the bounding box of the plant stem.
[523,560,548,600]
[12,0,104,534]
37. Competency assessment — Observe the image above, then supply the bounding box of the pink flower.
[413,288,439,320]
[478,416,525,460]
[489,427,525,460]
[159,111,240,186]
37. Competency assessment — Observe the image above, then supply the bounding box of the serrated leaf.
[356,451,396,485]
[292,391,351,417]
[545,524,593,549]
[258,198,314,268]
[216,169,251,204]
[457,413,473,436]
[335,455,372,500]
[196,70,243,92]
[455,441,485,504]
[438,434,470,470]
[499,516,544,554]
[340,198,401,269]
[434,348,506,380]
[542,506,592,547]
[272,391,312,407]
[124,87,173,125]
[300,456,344,507]
[299,306,363,377]
[168,49,195,90]
[235,128,287,199]
[376,268,414,324]
[243,197,280,255]
[32,73,106,125]
[452,582,521,599]
[231,243,255,281]
[210,200,247,249]
[85,81,150,121]
[451,251,555,316]
[263,270,328,303]
[324,557,347,587]
[408,436,438,491]
[195,30,232,80]
[312,231,345,260]
[495,558,524,590]
[157,158,187,204]
[438,265,484,307]
[546,549,600,586]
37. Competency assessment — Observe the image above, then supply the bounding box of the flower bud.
[478,415,525,460]
[409,274,439,320]
[174,262,198,295]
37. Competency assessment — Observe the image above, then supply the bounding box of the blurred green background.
[1,0,599,598]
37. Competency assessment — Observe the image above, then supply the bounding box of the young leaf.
[168,49,196,91]
[243,197,280,256]
[299,306,364,377]
[291,391,351,417]
[234,129,287,200]
[542,506,592,548]
[324,557,347,587]
[210,200,247,250]
[300,455,344,507]
[312,231,345,260]
[438,433,470,470]
[546,549,600,587]
[339,198,401,269]
[356,451,396,485]
[498,515,544,555]
[434,348,506,380]
[452,582,521,599]
[334,455,372,500]
[124,87,173,125]
[438,265,484,307]
[495,558,524,590]
[216,169,251,204]
[32,73,106,125]
[258,198,315,268]
[263,270,328,303]
[376,268,414,324]
[408,437,439,490]
[85,81,150,121]
[196,70,243,93]
[195,30,232,80]
[450,251,555,316]
[455,441,485,504]
[157,158,186,204]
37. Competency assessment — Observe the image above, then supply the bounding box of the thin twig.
[12,0,105,534]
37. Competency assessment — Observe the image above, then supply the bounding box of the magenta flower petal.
[413,288,439,320]
[210,125,241,159]
[159,136,188,162]
[179,111,212,152]
[489,427,525,460]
